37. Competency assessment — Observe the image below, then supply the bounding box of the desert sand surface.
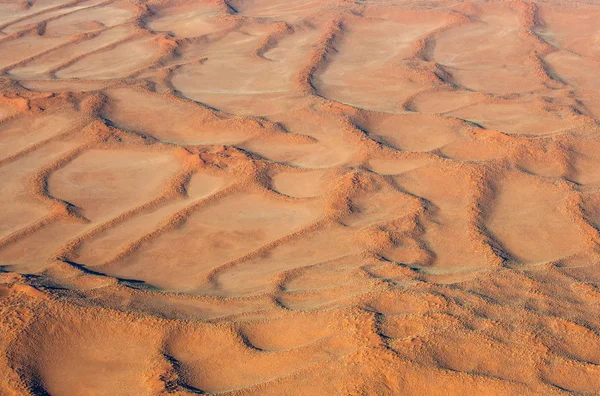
[1,0,600,394]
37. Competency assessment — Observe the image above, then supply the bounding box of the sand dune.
[1,0,600,394]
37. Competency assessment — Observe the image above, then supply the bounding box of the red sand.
[1,0,600,394]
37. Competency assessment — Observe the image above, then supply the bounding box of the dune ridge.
[1,0,600,394]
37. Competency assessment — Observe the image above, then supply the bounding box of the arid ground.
[1,0,600,394]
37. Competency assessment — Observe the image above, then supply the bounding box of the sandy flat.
[1,0,600,394]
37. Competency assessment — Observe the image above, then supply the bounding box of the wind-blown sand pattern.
[1,0,600,394]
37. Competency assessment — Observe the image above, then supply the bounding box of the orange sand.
[1,0,600,394]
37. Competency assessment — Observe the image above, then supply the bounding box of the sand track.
[1,0,600,394]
